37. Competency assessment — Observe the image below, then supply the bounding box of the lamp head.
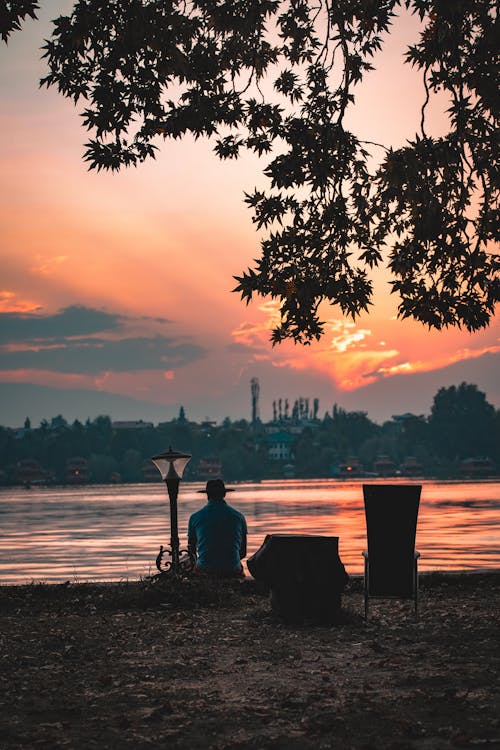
[151,446,191,481]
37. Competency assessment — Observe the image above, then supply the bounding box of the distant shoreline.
[3,474,500,490]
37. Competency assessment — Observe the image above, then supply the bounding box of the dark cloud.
[0,336,206,373]
[0,305,205,373]
[0,306,124,344]
[226,341,265,354]
[143,315,173,324]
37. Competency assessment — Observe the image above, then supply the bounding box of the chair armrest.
[362,550,368,559]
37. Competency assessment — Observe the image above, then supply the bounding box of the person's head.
[199,478,234,501]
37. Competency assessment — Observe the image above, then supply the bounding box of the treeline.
[0,383,499,485]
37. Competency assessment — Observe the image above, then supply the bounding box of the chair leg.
[414,557,419,620]
[364,554,369,620]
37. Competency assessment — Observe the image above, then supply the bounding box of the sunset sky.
[1,1,499,428]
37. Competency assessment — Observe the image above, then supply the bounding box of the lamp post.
[151,446,192,575]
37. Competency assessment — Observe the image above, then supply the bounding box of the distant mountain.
[0,350,498,428]
[0,383,174,428]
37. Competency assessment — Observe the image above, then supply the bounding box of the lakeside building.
[373,455,397,477]
[267,431,295,462]
[198,456,223,479]
[15,459,47,486]
[112,420,154,430]
[337,457,364,478]
[65,457,88,484]
[141,460,159,482]
[459,457,495,478]
[400,456,424,476]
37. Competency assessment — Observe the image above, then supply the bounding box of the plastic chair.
[362,484,422,619]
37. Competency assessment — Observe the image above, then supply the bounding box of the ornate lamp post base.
[154,544,196,576]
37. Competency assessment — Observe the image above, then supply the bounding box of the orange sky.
[0,3,498,426]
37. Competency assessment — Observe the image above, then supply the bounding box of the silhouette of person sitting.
[188,479,247,577]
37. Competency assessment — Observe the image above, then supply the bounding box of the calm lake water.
[1,479,499,583]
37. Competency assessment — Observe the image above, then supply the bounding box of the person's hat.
[197,478,235,495]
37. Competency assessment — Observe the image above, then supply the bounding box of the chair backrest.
[363,484,421,597]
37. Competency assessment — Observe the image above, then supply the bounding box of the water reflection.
[0,480,499,583]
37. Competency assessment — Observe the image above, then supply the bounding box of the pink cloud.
[0,291,41,313]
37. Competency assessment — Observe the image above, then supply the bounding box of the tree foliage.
[5,0,500,342]
[429,381,496,459]
[0,0,38,42]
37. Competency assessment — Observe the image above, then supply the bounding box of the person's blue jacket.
[188,499,247,575]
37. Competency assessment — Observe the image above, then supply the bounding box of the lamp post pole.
[165,462,181,571]
[151,447,192,576]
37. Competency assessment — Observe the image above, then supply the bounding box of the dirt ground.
[1,573,499,750]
